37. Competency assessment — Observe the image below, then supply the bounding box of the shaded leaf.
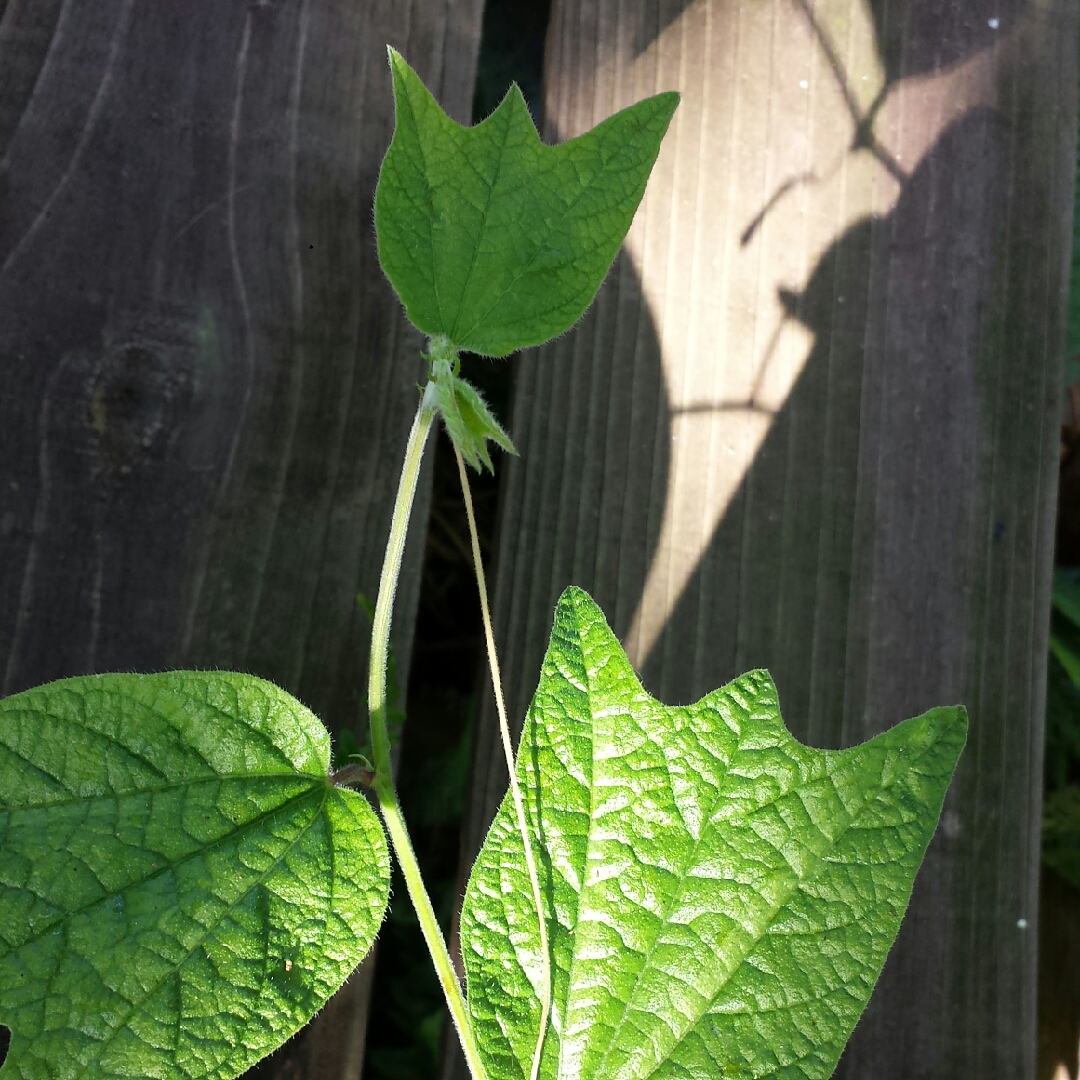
[461,587,966,1080]
[0,672,389,1080]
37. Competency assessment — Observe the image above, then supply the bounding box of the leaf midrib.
[453,105,659,351]
[397,69,447,335]
[446,98,515,343]
[582,726,743,1080]
[0,770,323,813]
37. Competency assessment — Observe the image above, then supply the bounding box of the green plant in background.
[1067,109,1080,371]
[0,50,966,1080]
[1043,570,1080,889]
[1043,39,1080,899]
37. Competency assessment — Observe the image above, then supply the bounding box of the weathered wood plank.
[456,0,1078,1076]
[0,3,483,1077]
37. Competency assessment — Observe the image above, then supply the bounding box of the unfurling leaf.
[0,672,390,1080]
[428,351,516,473]
[375,49,678,357]
[461,587,966,1080]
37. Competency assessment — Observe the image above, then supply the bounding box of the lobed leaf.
[0,672,389,1080]
[374,49,678,357]
[461,587,966,1080]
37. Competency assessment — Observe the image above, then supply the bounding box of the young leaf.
[428,353,516,473]
[0,672,390,1080]
[461,587,967,1080]
[375,49,678,357]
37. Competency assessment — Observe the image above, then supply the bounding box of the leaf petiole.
[365,381,490,1080]
[377,790,489,1079]
[367,382,436,785]
[455,444,552,1080]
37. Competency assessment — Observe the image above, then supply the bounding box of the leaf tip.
[919,703,968,753]
[558,583,596,614]
[385,45,410,91]
[648,90,681,138]
[951,702,970,734]
[937,703,969,755]
[480,79,533,126]
[386,46,421,105]
[658,89,681,112]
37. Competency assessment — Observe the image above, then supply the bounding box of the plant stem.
[377,789,489,1077]
[454,445,552,1080]
[368,384,435,782]
[367,385,489,1080]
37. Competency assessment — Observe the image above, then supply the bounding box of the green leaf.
[0,671,390,1080]
[374,49,678,357]
[461,587,967,1080]
[428,352,516,473]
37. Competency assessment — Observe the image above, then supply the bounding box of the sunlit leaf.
[0,672,389,1080]
[461,587,966,1080]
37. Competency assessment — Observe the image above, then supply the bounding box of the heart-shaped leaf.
[0,672,389,1080]
[461,587,966,1080]
[374,49,678,357]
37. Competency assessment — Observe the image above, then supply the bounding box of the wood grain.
[0,2,483,1077]
[453,0,1079,1077]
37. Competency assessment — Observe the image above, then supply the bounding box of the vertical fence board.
[0,3,483,1076]
[454,0,1078,1076]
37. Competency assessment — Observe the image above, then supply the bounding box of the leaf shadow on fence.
[457,2,1057,1078]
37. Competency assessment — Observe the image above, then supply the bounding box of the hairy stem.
[454,445,552,1080]
[377,791,489,1078]
[368,385,489,1080]
[368,386,435,783]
